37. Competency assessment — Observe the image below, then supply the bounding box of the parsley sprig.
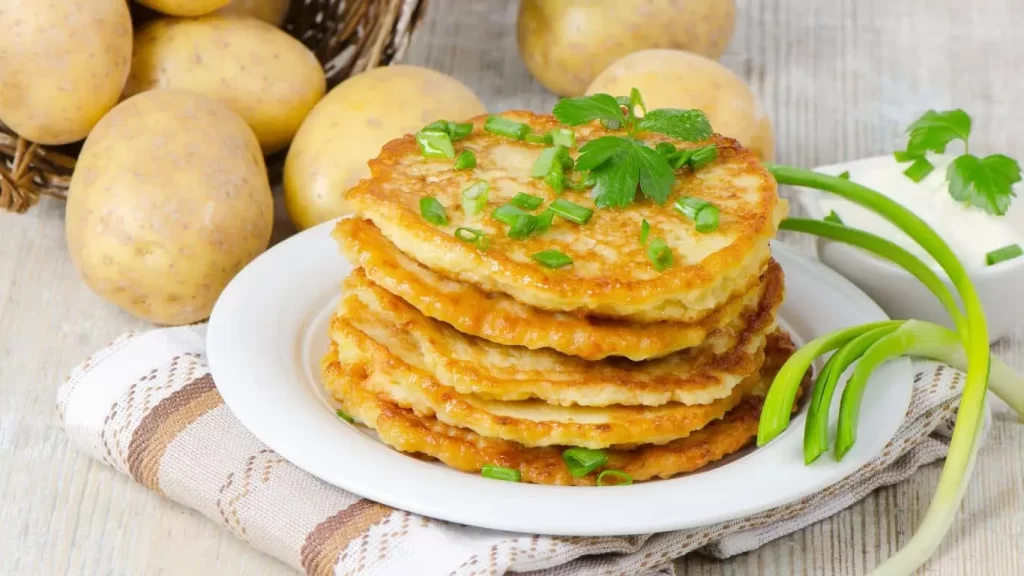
[553,91,714,209]
[897,109,1020,215]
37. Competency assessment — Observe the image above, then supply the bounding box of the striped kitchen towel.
[57,324,983,576]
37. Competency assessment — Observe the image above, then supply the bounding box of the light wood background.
[2,0,1023,574]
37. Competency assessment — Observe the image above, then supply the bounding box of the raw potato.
[215,0,290,25]
[518,0,736,97]
[284,65,487,230]
[125,16,326,154]
[66,90,273,326]
[587,50,775,161]
[0,0,132,145]
[135,0,231,17]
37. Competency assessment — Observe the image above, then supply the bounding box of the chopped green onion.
[335,409,354,423]
[419,196,447,226]
[484,116,530,140]
[838,170,851,180]
[531,146,571,177]
[533,208,555,234]
[492,203,528,225]
[510,192,544,210]
[421,120,448,132]
[480,464,521,482]
[903,157,935,182]
[562,447,607,477]
[985,243,1022,265]
[639,219,650,244]
[667,149,696,170]
[596,470,634,486]
[454,227,490,250]
[508,214,538,239]
[545,170,567,194]
[673,197,720,232]
[524,132,551,144]
[893,150,917,162]
[601,118,622,130]
[454,149,476,170]
[461,181,489,215]
[554,147,574,172]
[629,87,646,117]
[824,210,844,225]
[549,198,593,224]
[531,249,573,268]
[646,238,673,271]
[688,145,718,170]
[550,128,576,148]
[415,129,455,158]
[655,142,677,157]
[447,121,473,141]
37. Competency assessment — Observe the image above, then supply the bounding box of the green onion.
[419,196,447,226]
[554,147,574,172]
[415,129,455,158]
[461,181,489,215]
[545,170,567,194]
[646,238,673,271]
[507,214,538,240]
[510,192,544,210]
[454,227,490,250]
[531,249,573,269]
[596,470,634,486]
[673,197,720,233]
[454,149,476,170]
[550,128,576,148]
[562,447,607,477]
[447,121,473,141]
[601,118,622,130]
[531,146,570,177]
[655,142,677,157]
[524,132,551,144]
[533,208,555,234]
[903,157,934,182]
[667,149,696,170]
[421,120,448,132]
[484,116,530,140]
[550,198,593,224]
[335,409,354,423]
[688,145,718,169]
[480,464,521,482]
[639,219,650,244]
[824,210,844,225]
[838,170,851,180]
[492,204,528,225]
[985,243,1022,265]
[893,150,917,162]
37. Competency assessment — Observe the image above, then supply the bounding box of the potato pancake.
[321,330,804,485]
[343,111,784,322]
[335,218,774,360]
[337,261,783,407]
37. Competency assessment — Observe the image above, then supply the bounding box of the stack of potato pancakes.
[323,110,797,486]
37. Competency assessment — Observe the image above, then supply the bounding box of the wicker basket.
[0,0,427,214]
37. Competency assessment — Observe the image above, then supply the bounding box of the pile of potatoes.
[517,0,774,161]
[0,0,486,325]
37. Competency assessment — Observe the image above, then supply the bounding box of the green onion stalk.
[758,165,1024,575]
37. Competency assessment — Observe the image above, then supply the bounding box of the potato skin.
[135,0,232,17]
[587,49,774,161]
[215,0,290,25]
[0,0,132,145]
[518,0,736,97]
[66,90,273,326]
[124,15,326,153]
[283,65,487,230]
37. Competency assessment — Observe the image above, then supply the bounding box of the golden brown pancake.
[343,111,784,323]
[335,218,776,361]
[321,330,805,485]
[336,261,783,407]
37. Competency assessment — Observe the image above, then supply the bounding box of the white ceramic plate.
[208,219,913,536]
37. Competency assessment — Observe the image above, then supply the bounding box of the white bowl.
[793,156,1024,343]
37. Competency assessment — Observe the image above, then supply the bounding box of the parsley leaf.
[575,136,634,171]
[633,145,675,204]
[591,151,638,209]
[637,109,713,142]
[553,94,626,127]
[905,109,971,156]
[586,140,676,208]
[947,153,1021,216]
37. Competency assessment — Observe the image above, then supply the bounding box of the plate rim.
[207,219,913,536]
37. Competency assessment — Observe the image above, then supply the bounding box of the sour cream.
[815,154,1024,270]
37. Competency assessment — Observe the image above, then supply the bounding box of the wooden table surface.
[3,1,1023,574]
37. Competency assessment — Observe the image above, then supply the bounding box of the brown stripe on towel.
[301,500,393,576]
[126,374,223,491]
